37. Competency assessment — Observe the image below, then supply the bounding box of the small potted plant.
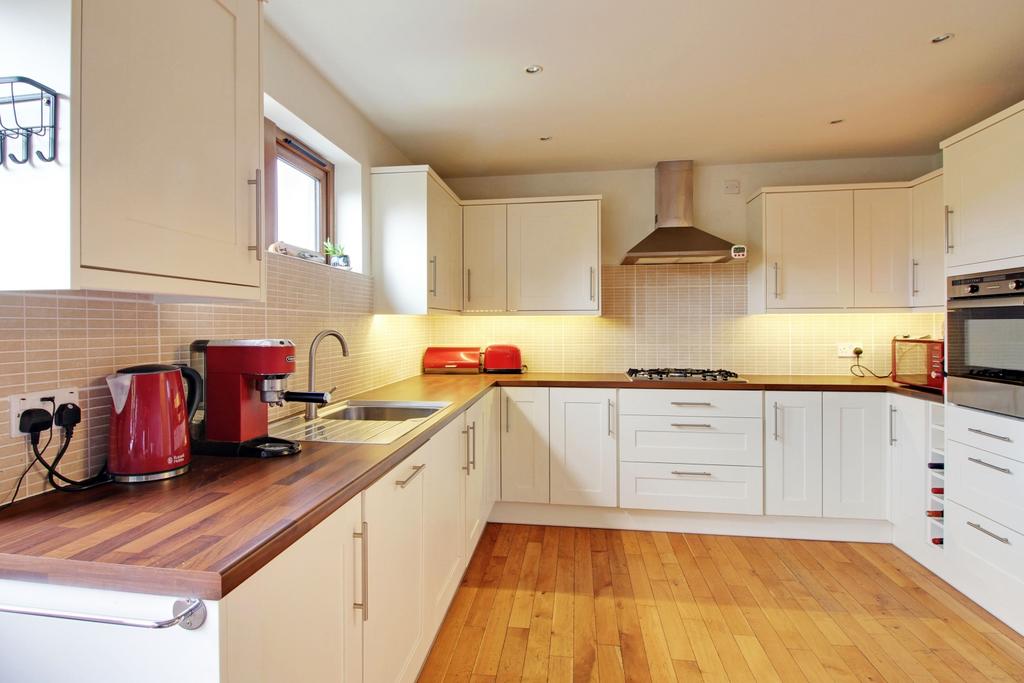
[323,240,350,269]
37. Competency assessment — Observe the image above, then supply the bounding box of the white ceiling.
[265,0,1024,178]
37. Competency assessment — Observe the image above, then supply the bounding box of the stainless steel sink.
[269,400,450,445]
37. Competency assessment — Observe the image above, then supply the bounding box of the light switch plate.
[9,388,79,438]
[724,179,741,195]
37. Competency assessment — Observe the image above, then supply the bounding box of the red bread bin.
[423,347,482,374]
[483,345,523,374]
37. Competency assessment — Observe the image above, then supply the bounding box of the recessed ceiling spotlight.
[931,32,955,44]
[539,136,553,141]
[524,64,544,74]
[829,119,845,125]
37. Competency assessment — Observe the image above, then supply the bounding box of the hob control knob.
[968,284,980,294]
[1010,280,1024,291]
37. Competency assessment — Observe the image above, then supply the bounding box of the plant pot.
[330,255,351,269]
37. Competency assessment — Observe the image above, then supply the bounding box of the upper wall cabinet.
[746,171,944,312]
[0,0,264,299]
[372,166,463,314]
[942,99,1024,273]
[463,204,508,312]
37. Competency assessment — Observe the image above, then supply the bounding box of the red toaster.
[483,345,523,374]
[423,347,481,373]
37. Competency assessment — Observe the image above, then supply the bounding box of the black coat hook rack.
[0,76,59,166]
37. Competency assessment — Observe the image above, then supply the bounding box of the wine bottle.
[931,537,944,546]
[927,462,945,470]
[926,509,944,518]
[931,486,944,495]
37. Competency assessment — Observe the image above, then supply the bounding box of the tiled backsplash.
[0,254,428,505]
[0,258,943,506]
[431,263,945,375]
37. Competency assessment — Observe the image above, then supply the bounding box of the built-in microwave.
[947,267,1024,418]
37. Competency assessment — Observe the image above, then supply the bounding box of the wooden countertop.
[0,373,941,599]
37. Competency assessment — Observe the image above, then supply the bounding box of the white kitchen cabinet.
[853,189,912,307]
[889,394,930,557]
[763,190,855,309]
[619,462,764,515]
[500,387,550,503]
[464,398,488,553]
[942,100,1024,271]
[822,393,888,520]
[549,388,617,507]
[463,204,508,312]
[618,415,763,466]
[372,166,463,314]
[363,456,427,683]
[765,392,823,517]
[0,0,263,299]
[507,200,601,312]
[421,416,467,635]
[483,388,501,513]
[911,172,946,307]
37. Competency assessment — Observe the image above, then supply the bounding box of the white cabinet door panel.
[948,441,1024,535]
[464,204,508,312]
[500,387,550,503]
[464,399,488,551]
[853,189,912,307]
[549,389,617,507]
[889,394,930,556]
[822,393,888,519]
[427,176,462,311]
[620,463,763,515]
[947,404,1024,462]
[618,389,762,418]
[619,416,763,467]
[765,392,823,517]
[911,175,946,307]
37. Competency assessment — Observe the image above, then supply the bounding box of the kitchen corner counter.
[0,372,941,600]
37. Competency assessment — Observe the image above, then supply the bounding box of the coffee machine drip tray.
[193,436,302,458]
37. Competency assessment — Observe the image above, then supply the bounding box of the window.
[264,119,334,253]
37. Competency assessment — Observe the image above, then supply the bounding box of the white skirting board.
[489,502,893,543]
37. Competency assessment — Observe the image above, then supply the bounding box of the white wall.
[262,22,410,275]
[446,154,941,264]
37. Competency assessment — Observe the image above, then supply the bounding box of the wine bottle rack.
[927,402,945,547]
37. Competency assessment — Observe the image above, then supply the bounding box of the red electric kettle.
[106,364,202,483]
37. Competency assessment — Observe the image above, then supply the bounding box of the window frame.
[263,118,335,254]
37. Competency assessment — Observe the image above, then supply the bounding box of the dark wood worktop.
[0,373,941,599]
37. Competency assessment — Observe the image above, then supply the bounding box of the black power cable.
[849,347,892,379]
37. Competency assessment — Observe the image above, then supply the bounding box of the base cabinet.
[822,393,889,519]
[500,387,551,503]
[765,392,823,517]
[889,394,930,558]
[549,388,617,507]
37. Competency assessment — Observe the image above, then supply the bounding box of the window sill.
[270,242,354,272]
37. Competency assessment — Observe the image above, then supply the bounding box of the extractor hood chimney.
[620,160,736,265]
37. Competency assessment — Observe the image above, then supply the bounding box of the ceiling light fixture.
[524,64,543,74]
[931,32,955,44]
[829,119,845,125]
[539,136,553,141]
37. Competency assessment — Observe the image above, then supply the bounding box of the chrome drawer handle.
[396,464,426,487]
[0,597,206,631]
[967,521,1010,545]
[671,470,712,477]
[967,427,1012,442]
[462,427,471,474]
[670,423,712,428]
[968,457,1012,475]
[772,402,781,441]
[353,521,369,621]
[469,422,477,469]
[670,401,712,407]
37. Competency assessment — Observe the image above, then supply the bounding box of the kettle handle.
[177,365,203,423]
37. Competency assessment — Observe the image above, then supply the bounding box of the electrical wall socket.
[8,388,79,438]
[836,343,861,358]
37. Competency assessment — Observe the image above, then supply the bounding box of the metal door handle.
[429,257,438,296]
[773,262,780,298]
[968,457,1012,474]
[396,464,426,487]
[505,396,510,432]
[671,470,712,477]
[967,427,1012,443]
[0,598,206,631]
[670,423,712,428]
[967,520,1009,545]
[912,259,919,296]
[589,266,596,301]
[469,421,477,469]
[889,406,897,445]
[944,206,954,253]
[247,169,263,261]
[772,402,781,441]
[352,521,369,620]
[670,401,712,407]
[462,427,471,473]
[467,269,472,302]
[608,400,614,436]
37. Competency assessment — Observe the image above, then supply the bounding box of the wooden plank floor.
[419,523,1024,682]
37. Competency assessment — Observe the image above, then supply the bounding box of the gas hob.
[625,368,747,383]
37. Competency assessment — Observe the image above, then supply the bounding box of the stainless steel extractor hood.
[621,160,736,265]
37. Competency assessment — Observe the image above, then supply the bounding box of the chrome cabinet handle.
[911,259,919,296]
[773,262,780,298]
[469,421,477,469]
[505,395,510,433]
[967,427,1012,443]
[967,520,1009,545]
[608,400,614,436]
[968,456,1012,474]
[0,598,206,631]
[889,406,897,445]
[247,168,263,261]
[467,269,472,302]
[670,423,712,428]
[772,402,781,441]
[944,205,954,253]
[671,470,712,477]
[396,464,426,488]
[352,521,369,620]
[589,266,596,301]
[671,401,712,407]
[462,427,471,474]
[429,257,438,296]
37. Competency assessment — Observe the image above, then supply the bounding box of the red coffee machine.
[190,339,330,457]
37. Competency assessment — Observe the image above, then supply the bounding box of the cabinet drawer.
[619,416,763,466]
[618,390,762,417]
[947,502,1024,597]
[947,405,1024,462]
[948,441,1024,534]
[620,463,763,515]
